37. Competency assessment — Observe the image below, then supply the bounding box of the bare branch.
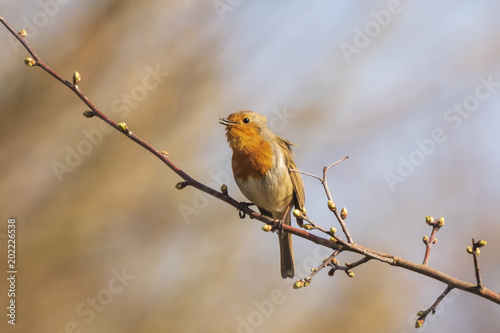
[422,216,444,265]
[470,238,487,290]
[415,285,454,328]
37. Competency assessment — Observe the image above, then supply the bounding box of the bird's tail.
[279,210,295,278]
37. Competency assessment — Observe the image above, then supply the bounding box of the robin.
[219,111,305,278]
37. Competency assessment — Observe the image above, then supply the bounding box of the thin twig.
[303,251,340,284]
[301,215,330,234]
[415,285,454,328]
[421,216,444,265]
[290,156,353,243]
[422,227,438,265]
[471,238,484,290]
[322,156,349,201]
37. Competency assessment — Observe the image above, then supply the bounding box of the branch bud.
[466,246,473,254]
[117,122,130,134]
[303,224,313,230]
[476,248,480,256]
[293,280,304,289]
[330,227,336,236]
[261,225,272,232]
[425,216,434,226]
[329,237,337,244]
[415,318,424,328]
[221,184,228,195]
[476,240,487,248]
[300,207,307,216]
[328,268,335,277]
[422,235,429,244]
[327,200,336,211]
[292,209,301,218]
[175,181,188,190]
[24,57,36,67]
[340,207,347,219]
[436,217,445,228]
[416,311,424,317]
[161,150,169,156]
[18,29,27,37]
[83,110,94,118]
[72,71,81,85]
[346,270,354,278]
[432,238,438,244]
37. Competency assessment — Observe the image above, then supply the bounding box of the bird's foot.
[274,218,285,234]
[237,202,254,219]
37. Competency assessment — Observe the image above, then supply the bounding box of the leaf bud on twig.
[327,200,336,211]
[422,235,429,244]
[340,207,347,219]
[292,209,302,218]
[293,280,304,289]
[476,240,487,248]
[415,318,424,328]
[82,110,94,118]
[175,181,188,190]
[425,216,434,226]
[18,29,27,37]
[436,217,445,228]
[24,57,36,67]
[117,122,130,134]
[261,225,272,232]
[466,246,473,254]
[330,227,336,236]
[72,71,81,85]
[220,184,228,195]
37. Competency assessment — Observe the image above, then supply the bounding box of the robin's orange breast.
[232,142,294,216]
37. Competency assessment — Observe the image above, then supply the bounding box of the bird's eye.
[242,118,250,124]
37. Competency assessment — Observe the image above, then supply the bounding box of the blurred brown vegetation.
[1,1,500,332]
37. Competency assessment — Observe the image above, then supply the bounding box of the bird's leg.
[237,202,255,219]
[275,205,291,234]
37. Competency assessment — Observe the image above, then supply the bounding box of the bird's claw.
[237,202,254,219]
[274,218,285,234]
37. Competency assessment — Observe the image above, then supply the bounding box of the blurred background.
[1,1,500,332]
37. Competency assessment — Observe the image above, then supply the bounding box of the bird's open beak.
[219,117,236,126]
